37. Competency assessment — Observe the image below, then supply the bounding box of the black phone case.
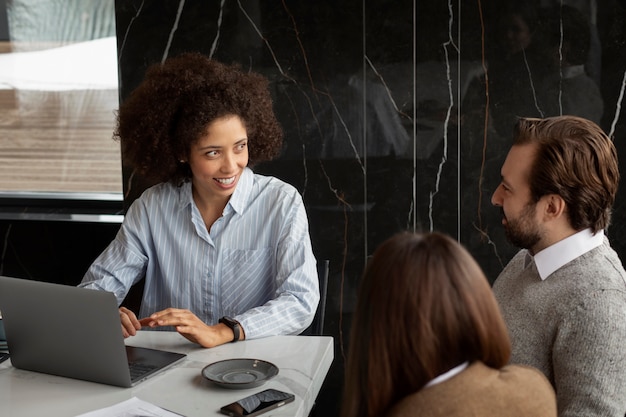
[220,389,295,417]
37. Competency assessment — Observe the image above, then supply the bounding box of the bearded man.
[491,115,626,417]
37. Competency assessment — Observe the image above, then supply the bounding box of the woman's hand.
[119,306,142,337]
[139,308,243,348]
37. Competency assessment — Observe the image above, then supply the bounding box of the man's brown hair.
[513,115,619,232]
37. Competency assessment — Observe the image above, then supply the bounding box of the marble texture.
[114,0,626,298]
[0,2,623,416]
[111,1,626,414]
[0,332,333,417]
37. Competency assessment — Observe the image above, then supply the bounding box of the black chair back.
[302,259,329,336]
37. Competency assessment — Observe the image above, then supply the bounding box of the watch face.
[221,316,236,327]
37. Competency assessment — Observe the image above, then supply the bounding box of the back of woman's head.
[341,232,511,417]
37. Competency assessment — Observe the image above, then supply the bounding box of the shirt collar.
[227,167,253,215]
[424,361,469,389]
[532,228,604,280]
[177,181,194,209]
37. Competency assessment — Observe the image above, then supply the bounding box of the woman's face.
[188,115,249,203]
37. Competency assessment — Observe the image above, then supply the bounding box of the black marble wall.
[114,0,626,414]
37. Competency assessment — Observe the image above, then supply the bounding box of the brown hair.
[341,232,511,417]
[114,52,283,184]
[513,116,618,232]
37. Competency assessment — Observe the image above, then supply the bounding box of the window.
[0,0,122,207]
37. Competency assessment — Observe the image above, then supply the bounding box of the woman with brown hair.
[341,231,556,417]
[79,52,319,348]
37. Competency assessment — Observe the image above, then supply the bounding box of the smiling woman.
[78,52,319,350]
[188,116,250,230]
[0,0,121,196]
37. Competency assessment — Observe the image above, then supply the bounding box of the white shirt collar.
[532,228,604,280]
[227,167,253,215]
[424,361,469,388]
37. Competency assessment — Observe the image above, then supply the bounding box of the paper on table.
[74,397,184,417]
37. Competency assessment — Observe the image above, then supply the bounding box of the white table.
[0,331,334,417]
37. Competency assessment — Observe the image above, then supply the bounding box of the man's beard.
[502,203,542,250]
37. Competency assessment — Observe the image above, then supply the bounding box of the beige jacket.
[385,361,557,417]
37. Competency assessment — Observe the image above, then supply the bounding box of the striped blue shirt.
[79,168,319,339]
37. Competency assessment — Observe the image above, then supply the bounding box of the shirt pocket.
[220,247,274,313]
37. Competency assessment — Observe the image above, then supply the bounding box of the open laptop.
[0,275,186,387]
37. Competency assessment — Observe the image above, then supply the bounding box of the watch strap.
[219,316,240,343]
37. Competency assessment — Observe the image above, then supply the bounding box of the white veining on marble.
[117,0,145,69]
[429,0,457,232]
[473,223,505,268]
[162,0,186,63]
[208,0,226,58]
[522,46,545,118]
[609,70,626,138]
[237,0,286,77]
[365,56,412,120]
[325,93,365,170]
[475,0,504,266]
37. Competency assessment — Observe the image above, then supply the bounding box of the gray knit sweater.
[493,238,626,417]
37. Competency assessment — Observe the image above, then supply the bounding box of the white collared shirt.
[424,361,469,388]
[530,228,604,280]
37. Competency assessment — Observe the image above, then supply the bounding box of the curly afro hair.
[114,52,283,184]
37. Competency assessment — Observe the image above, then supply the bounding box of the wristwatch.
[219,316,240,343]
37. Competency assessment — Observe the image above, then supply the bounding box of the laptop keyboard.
[128,362,159,380]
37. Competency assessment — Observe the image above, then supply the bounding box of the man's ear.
[543,194,566,220]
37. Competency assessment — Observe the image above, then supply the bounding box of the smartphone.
[219,388,295,417]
